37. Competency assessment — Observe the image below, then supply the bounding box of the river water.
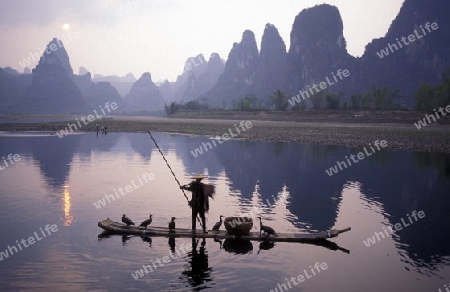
[0,131,449,291]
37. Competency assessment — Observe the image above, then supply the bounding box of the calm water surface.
[0,131,449,291]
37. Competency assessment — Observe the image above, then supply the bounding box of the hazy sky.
[0,0,405,82]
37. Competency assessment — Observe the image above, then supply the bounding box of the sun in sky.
[62,23,70,30]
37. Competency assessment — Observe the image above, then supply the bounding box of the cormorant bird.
[168,217,176,231]
[212,215,224,231]
[139,214,153,228]
[122,214,135,226]
[257,217,277,237]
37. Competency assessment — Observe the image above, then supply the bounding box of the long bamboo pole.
[147,130,204,230]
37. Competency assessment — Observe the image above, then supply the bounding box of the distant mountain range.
[205,0,450,107]
[0,38,165,115]
[92,73,136,97]
[159,53,225,103]
[0,42,224,114]
[0,0,448,114]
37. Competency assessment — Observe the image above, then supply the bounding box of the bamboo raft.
[98,218,351,243]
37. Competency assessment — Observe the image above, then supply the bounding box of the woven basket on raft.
[224,217,253,236]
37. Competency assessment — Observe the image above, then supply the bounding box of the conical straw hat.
[190,174,208,179]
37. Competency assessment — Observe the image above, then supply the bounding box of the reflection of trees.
[271,140,287,157]
[309,143,328,163]
[364,144,395,165]
[414,152,450,178]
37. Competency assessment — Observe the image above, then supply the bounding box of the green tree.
[325,93,341,110]
[415,82,434,111]
[311,89,326,109]
[351,94,363,110]
[369,86,399,110]
[184,100,202,110]
[164,102,181,115]
[435,69,450,107]
[236,95,258,111]
[362,93,372,110]
[270,90,288,111]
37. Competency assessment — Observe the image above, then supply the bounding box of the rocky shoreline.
[1,114,449,153]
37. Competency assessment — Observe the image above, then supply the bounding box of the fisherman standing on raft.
[180,175,215,234]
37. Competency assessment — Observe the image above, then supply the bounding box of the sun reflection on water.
[62,185,73,226]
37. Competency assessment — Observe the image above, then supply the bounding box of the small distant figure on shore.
[96,123,99,131]
[102,125,108,136]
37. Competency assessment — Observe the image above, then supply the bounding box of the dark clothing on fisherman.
[181,178,208,233]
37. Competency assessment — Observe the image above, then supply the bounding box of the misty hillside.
[205,0,450,107]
